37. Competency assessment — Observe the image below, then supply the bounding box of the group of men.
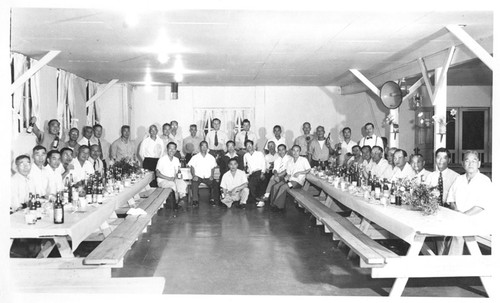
[11,117,492,218]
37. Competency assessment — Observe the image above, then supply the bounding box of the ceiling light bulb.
[158,53,169,64]
[174,73,184,82]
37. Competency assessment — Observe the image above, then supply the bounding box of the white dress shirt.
[359,135,384,149]
[235,130,257,149]
[46,167,64,196]
[220,169,248,191]
[447,172,492,213]
[206,129,228,151]
[11,173,34,210]
[78,136,93,147]
[287,156,311,186]
[156,155,181,178]
[412,169,431,184]
[71,158,95,183]
[28,164,49,196]
[391,163,415,181]
[368,158,392,180]
[169,131,183,152]
[273,154,292,174]
[243,151,266,174]
[264,136,286,150]
[425,168,459,203]
[139,136,165,159]
[188,152,217,178]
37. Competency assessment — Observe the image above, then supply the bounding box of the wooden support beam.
[417,58,434,97]
[349,69,380,96]
[402,77,426,104]
[432,46,455,105]
[10,50,60,95]
[85,79,119,107]
[446,25,493,70]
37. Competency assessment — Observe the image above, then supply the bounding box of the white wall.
[128,85,389,150]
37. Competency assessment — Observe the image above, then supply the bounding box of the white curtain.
[193,108,254,139]
[87,80,98,125]
[11,53,28,138]
[57,69,71,132]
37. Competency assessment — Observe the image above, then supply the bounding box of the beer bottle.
[177,168,183,179]
[382,178,390,198]
[52,135,60,149]
[53,193,64,224]
[35,194,42,220]
[29,196,37,224]
[374,177,381,200]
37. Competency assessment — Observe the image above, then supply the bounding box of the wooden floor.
[109,191,488,297]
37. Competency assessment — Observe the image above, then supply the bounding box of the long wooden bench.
[287,188,398,267]
[84,188,171,266]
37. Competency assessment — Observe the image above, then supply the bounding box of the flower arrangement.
[405,182,440,215]
[111,157,140,176]
[382,114,399,139]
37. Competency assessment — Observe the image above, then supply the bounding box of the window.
[193,108,254,139]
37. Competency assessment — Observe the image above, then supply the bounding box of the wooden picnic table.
[9,172,154,258]
[305,173,493,297]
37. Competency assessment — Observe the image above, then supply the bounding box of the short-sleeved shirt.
[169,131,184,152]
[188,153,217,178]
[220,169,248,191]
[183,135,203,155]
[28,164,49,196]
[38,132,60,151]
[71,158,95,183]
[235,130,257,150]
[11,173,34,210]
[243,151,266,174]
[46,167,64,196]
[206,130,228,151]
[110,138,137,161]
[156,155,181,178]
[309,139,330,161]
[287,156,311,185]
[368,158,392,180]
[447,172,492,213]
[390,163,415,181]
[294,134,315,156]
[425,168,459,203]
[139,136,164,159]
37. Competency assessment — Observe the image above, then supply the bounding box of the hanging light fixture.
[171,82,178,100]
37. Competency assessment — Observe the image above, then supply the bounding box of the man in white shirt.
[160,123,173,148]
[78,126,94,148]
[139,125,164,187]
[294,122,315,157]
[62,127,80,157]
[11,155,34,212]
[169,121,183,158]
[60,147,75,180]
[264,125,286,151]
[410,154,431,184]
[188,141,219,207]
[264,144,291,201]
[360,145,372,173]
[359,122,384,150]
[46,150,64,197]
[29,145,49,197]
[264,141,279,175]
[92,124,111,162]
[243,140,267,207]
[235,119,257,155]
[309,126,333,168]
[220,158,249,208]
[182,124,203,163]
[365,146,392,180]
[206,118,228,167]
[336,127,357,164]
[270,145,311,211]
[447,150,492,215]
[156,142,188,210]
[391,149,414,181]
[89,144,106,175]
[425,148,459,206]
[71,145,95,183]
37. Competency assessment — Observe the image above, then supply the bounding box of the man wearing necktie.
[93,124,111,162]
[78,126,94,148]
[235,119,257,156]
[263,144,291,201]
[207,118,227,174]
[89,144,106,175]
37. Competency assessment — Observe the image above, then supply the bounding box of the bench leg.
[388,235,426,297]
[465,236,493,297]
[53,237,73,258]
[347,217,372,259]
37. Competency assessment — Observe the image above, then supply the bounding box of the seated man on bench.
[270,145,311,212]
[220,158,249,208]
[156,142,188,210]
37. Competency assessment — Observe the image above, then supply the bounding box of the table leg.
[388,234,426,297]
[448,236,465,255]
[464,236,493,298]
[303,181,310,191]
[53,237,74,258]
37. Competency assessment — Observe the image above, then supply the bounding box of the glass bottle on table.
[97,181,103,204]
[382,178,390,198]
[86,179,93,203]
[390,181,396,204]
[374,176,381,200]
[53,193,64,224]
[177,168,183,179]
[29,195,37,224]
[35,194,42,220]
